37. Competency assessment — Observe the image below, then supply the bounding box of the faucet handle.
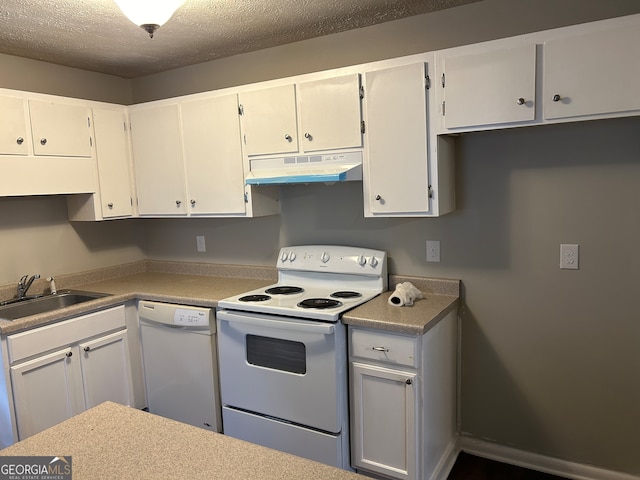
[47,276,58,295]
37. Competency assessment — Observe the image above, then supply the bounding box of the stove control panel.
[277,245,387,277]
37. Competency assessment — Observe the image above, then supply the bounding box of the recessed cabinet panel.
[10,348,84,440]
[351,362,417,480]
[181,95,246,215]
[544,24,640,120]
[129,104,187,215]
[298,74,362,152]
[240,84,299,156]
[92,108,133,218]
[443,44,536,128]
[28,100,92,157]
[364,63,430,214]
[0,95,28,155]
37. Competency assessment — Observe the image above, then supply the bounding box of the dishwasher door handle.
[218,312,335,335]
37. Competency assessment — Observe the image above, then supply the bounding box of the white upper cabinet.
[181,95,246,215]
[129,104,187,216]
[364,63,431,215]
[239,74,363,157]
[28,99,92,157]
[297,74,363,152]
[92,107,134,218]
[239,84,299,156]
[0,95,29,155]
[543,23,640,120]
[439,43,536,130]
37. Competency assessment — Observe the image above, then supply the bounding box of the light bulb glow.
[114,0,185,28]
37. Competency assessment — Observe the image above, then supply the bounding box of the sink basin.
[0,290,111,321]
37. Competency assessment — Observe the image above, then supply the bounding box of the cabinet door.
[130,104,187,215]
[92,107,133,218]
[79,330,134,409]
[10,348,84,440]
[351,362,417,480]
[240,84,298,156]
[298,74,362,152]
[364,63,430,215]
[28,100,92,157]
[181,95,246,215]
[0,95,29,155]
[543,24,640,120]
[442,44,536,128]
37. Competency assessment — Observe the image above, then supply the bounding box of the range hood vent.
[245,151,362,186]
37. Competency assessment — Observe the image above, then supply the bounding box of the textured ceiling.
[0,0,481,79]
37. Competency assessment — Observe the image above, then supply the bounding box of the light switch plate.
[196,235,206,253]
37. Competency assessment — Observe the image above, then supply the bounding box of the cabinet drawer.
[7,305,125,363]
[349,328,419,368]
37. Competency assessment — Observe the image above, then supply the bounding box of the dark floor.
[447,452,569,480]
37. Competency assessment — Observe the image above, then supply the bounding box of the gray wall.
[1,0,640,475]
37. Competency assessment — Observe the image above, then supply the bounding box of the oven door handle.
[219,312,335,335]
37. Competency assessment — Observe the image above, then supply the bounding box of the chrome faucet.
[17,274,40,299]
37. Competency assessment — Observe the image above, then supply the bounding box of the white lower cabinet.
[349,309,457,480]
[6,306,134,440]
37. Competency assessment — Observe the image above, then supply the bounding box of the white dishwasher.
[138,300,221,432]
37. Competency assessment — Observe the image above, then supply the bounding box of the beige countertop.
[0,401,366,480]
[0,262,460,336]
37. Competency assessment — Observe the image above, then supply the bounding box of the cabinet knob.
[304,132,312,140]
[405,379,412,385]
[66,351,73,358]
[372,346,389,352]
[40,138,47,145]
[16,137,24,145]
[375,195,382,201]
[284,134,292,142]
[190,199,196,206]
[84,346,91,352]
[107,203,114,209]
[516,97,526,105]
[552,94,561,102]
[176,200,182,207]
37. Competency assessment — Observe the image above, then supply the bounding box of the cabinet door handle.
[372,346,389,352]
[66,351,73,358]
[16,137,24,145]
[176,200,182,207]
[304,132,312,140]
[40,138,47,145]
[107,203,114,209]
[84,346,91,352]
[190,199,196,207]
[552,94,561,102]
[405,379,412,385]
[375,195,382,201]
[284,134,292,142]
[516,97,526,105]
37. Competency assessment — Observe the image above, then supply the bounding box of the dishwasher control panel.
[138,300,213,329]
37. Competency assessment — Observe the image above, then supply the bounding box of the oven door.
[216,308,346,433]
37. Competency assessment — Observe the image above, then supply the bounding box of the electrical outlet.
[426,240,440,262]
[560,244,579,270]
[196,235,206,253]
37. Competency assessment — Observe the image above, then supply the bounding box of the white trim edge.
[458,436,640,480]
[429,439,459,480]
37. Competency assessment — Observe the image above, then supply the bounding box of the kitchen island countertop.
[0,401,366,480]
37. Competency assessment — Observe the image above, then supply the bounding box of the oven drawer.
[349,327,419,368]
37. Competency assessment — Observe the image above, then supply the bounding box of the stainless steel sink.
[0,290,111,321]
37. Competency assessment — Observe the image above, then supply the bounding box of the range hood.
[245,151,362,186]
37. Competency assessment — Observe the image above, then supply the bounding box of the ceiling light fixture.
[114,0,186,38]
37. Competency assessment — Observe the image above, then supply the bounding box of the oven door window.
[246,334,306,374]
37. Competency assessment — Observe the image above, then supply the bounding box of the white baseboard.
[429,439,459,480]
[458,436,640,480]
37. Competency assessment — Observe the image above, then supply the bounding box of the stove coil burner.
[265,286,304,295]
[330,291,362,299]
[297,298,343,309]
[239,294,271,302]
